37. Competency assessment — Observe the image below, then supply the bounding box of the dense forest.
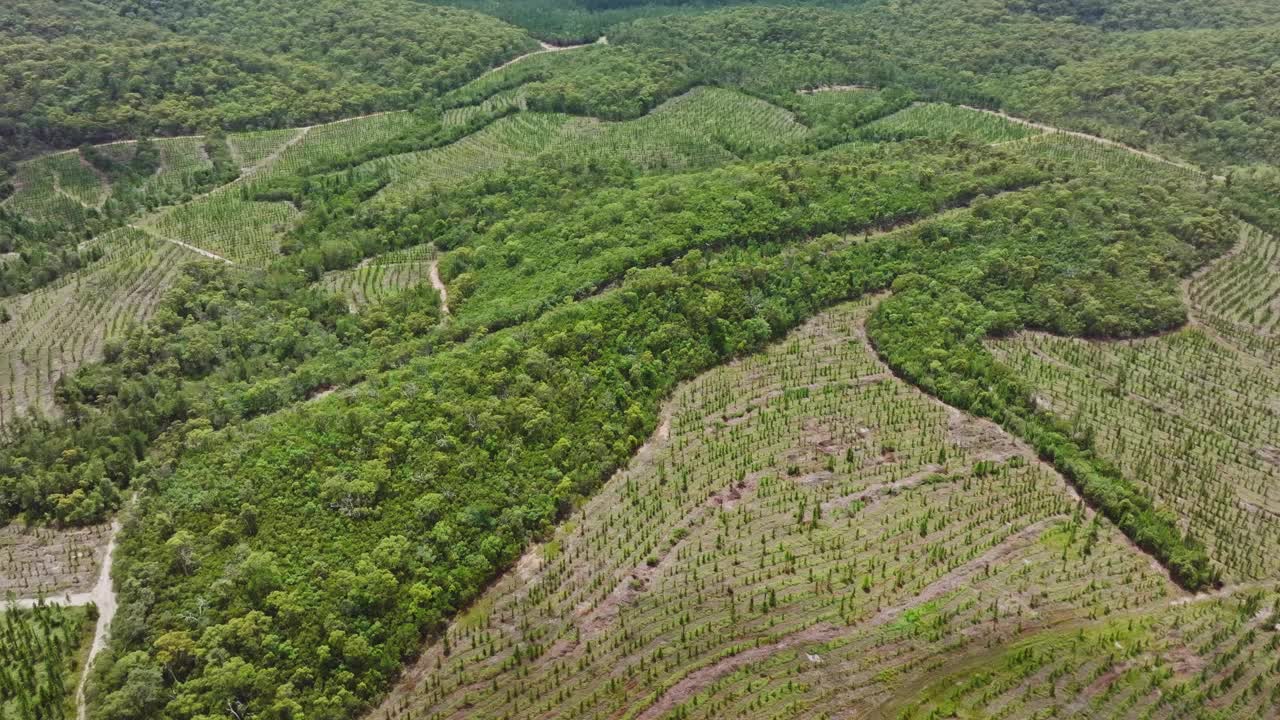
[4,0,1279,173]
[0,0,532,166]
[0,0,1277,718]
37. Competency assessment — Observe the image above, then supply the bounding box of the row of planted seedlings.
[854,104,1041,145]
[0,522,110,597]
[665,463,1173,720]
[0,603,93,719]
[319,246,437,311]
[0,230,187,427]
[1194,312,1280,365]
[6,138,223,232]
[989,327,1280,582]
[901,587,1280,720]
[1189,222,1280,337]
[382,301,1170,720]
[369,113,574,205]
[555,88,809,172]
[1017,132,1205,186]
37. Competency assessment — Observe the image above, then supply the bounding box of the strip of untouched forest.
[0,136,1217,717]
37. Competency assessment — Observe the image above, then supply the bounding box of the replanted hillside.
[0,228,188,431]
[374,299,1177,720]
[896,586,1280,718]
[0,603,94,719]
[991,326,1280,582]
[58,141,1233,718]
[0,84,877,430]
[0,4,1275,719]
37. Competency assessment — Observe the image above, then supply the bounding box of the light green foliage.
[0,137,216,296]
[0,0,537,162]
[133,113,421,267]
[0,604,94,719]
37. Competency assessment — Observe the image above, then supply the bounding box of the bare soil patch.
[0,522,111,598]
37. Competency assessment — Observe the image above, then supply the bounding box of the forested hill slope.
[0,1,1278,719]
[606,1,1280,170]
[0,0,535,169]
[4,0,1278,175]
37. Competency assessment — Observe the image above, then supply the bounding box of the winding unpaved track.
[483,36,606,77]
[128,223,234,264]
[10,515,122,720]
[797,84,878,94]
[963,105,1210,177]
[428,258,449,315]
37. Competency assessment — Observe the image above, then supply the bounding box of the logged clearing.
[856,103,1042,145]
[1188,222,1280,362]
[367,113,575,204]
[320,246,437,311]
[555,87,807,170]
[0,229,188,426]
[372,299,1175,720]
[372,87,806,207]
[894,586,1280,719]
[133,113,415,267]
[990,276,1280,582]
[0,523,110,599]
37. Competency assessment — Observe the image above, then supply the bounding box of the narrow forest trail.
[964,105,1208,177]
[429,258,449,315]
[129,224,234,264]
[74,516,120,720]
[483,36,606,77]
[796,84,878,94]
